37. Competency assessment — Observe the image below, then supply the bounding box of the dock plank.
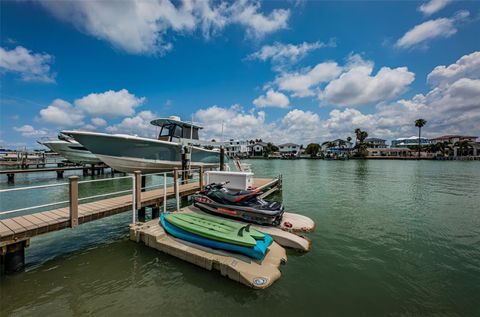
[11,216,39,232]
[0,222,15,239]
[1,218,28,235]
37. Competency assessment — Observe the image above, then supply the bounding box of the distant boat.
[62,116,227,173]
[38,134,101,165]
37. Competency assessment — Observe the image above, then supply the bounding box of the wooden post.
[69,176,79,228]
[138,175,147,221]
[173,168,178,198]
[220,147,225,171]
[163,172,167,212]
[7,173,14,184]
[134,171,142,211]
[175,177,180,212]
[199,166,204,190]
[151,206,160,219]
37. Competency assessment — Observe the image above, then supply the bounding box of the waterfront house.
[248,142,269,157]
[367,148,423,158]
[221,139,249,158]
[430,135,478,144]
[426,135,479,158]
[365,138,387,148]
[321,139,354,158]
[391,136,431,148]
[278,143,300,155]
[321,139,353,152]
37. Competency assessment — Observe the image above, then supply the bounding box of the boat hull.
[39,141,101,164]
[64,131,223,173]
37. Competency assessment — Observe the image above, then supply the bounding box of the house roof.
[365,138,386,142]
[431,135,477,140]
[278,143,299,147]
[394,136,428,141]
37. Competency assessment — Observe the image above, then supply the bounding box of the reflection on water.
[1,160,480,316]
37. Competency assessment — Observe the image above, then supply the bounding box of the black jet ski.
[192,182,284,226]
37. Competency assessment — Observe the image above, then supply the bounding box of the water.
[1,160,479,316]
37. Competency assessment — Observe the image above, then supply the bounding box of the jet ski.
[192,182,284,226]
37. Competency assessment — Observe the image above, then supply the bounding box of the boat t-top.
[63,116,226,173]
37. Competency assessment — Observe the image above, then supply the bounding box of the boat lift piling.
[220,147,225,171]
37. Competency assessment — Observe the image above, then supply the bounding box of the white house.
[321,139,353,152]
[220,139,249,158]
[278,143,300,155]
[248,142,268,157]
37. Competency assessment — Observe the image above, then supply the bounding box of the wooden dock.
[0,176,280,268]
[0,164,111,183]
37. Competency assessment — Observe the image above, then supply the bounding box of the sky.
[1,0,479,149]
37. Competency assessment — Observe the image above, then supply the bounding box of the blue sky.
[1,0,480,148]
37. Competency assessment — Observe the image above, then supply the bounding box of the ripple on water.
[1,160,480,316]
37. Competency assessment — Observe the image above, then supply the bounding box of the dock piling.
[163,172,167,212]
[1,239,29,274]
[220,147,225,171]
[69,176,79,228]
[152,206,160,219]
[138,174,147,222]
[199,166,204,190]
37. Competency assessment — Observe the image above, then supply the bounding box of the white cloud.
[74,89,146,117]
[276,62,343,97]
[272,54,414,106]
[253,89,289,108]
[195,105,267,140]
[395,11,469,49]
[194,104,326,144]
[13,125,49,137]
[0,46,55,82]
[39,99,85,126]
[247,41,329,67]
[320,58,415,106]
[427,51,480,86]
[418,0,453,16]
[230,0,290,38]
[91,117,107,126]
[40,0,290,55]
[373,78,480,138]
[105,110,158,137]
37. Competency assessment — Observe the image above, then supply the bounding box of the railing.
[0,166,209,229]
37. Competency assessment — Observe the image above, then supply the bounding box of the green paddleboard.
[165,213,264,247]
[185,213,265,239]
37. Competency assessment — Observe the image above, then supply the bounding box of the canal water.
[1,160,479,316]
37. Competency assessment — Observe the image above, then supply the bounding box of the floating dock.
[130,219,287,289]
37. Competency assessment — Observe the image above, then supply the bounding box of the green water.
[1,160,480,316]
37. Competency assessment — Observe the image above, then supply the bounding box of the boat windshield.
[158,124,183,142]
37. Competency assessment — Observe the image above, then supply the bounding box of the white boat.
[62,116,227,173]
[38,134,101,165]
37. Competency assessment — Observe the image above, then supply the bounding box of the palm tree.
[354,128,361,145]
[415,119,427,159]
[454,140,472,156]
